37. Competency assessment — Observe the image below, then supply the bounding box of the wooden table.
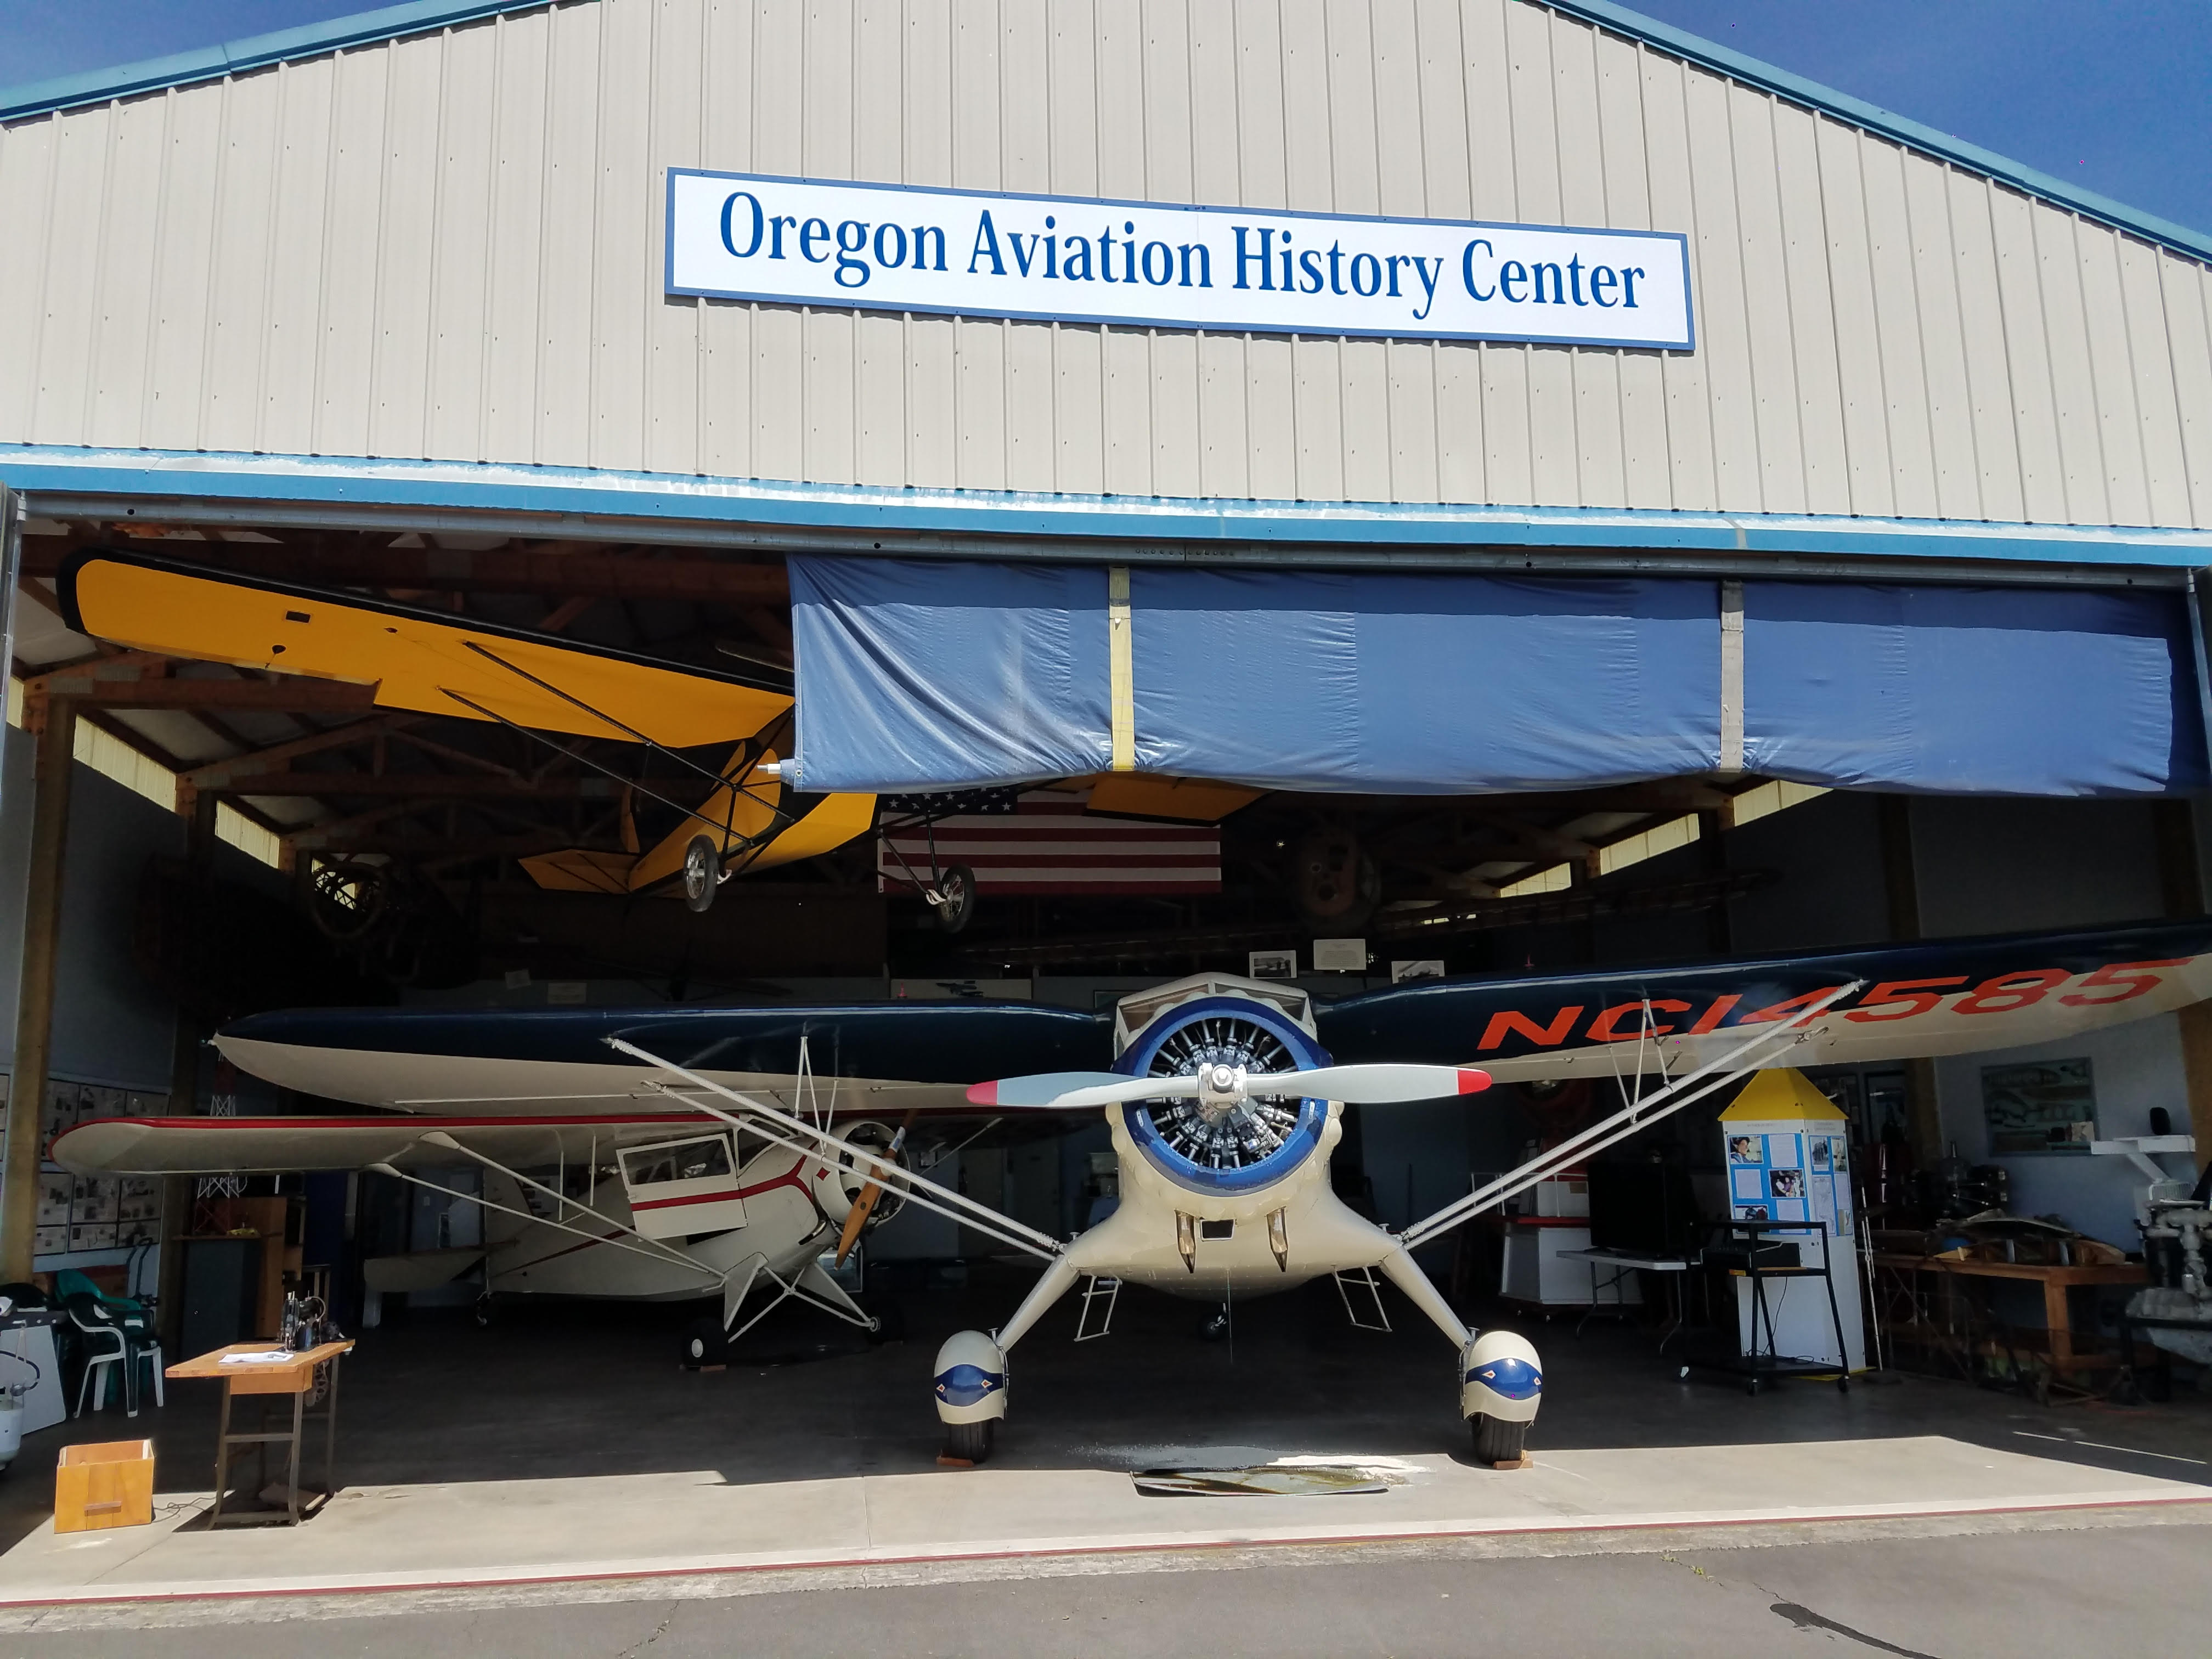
[1870,1252,2144,1396]
[166,1341,354,1526]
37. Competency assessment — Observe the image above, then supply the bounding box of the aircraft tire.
[862,1294,906,1344]
[682,836,721,913]
[934,864,977,933]
[473,1294,495,1328]
[1470,1413,1527,1466]
[682,1316,730,1369]
[943,1419,995,1464]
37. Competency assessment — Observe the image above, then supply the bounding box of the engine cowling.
[1114,994,1334,1197]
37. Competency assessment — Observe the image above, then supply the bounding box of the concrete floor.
[0,1263,2205,1622]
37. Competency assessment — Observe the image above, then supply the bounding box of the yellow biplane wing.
[63,549,788,748]
[62,550,876,880]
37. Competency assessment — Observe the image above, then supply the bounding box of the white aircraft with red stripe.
[54,921,2212,1462]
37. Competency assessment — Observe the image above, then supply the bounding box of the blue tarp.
[1744,582,2205,795]
[788,556,2205,797]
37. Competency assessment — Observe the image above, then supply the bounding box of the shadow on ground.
[1,1260,2204,1552]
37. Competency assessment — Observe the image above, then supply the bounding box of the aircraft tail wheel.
[473,1294,495,1328]
[933,864,976,933]
[862,1294,906,1345]
[943,1419,995,1464]
[1470,1413,1527,1466]
[682,836,722,913]
[682,1315,730,1369]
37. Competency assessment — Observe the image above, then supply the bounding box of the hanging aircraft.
[57,919,2212,1464]
[60,547,877,909]
[59,548,1252,922]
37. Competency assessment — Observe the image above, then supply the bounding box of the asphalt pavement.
[1,1515,2203,1657]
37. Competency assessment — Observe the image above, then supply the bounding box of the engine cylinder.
[1115,995,1333,1197]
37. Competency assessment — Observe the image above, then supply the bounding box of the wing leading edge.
[1316,919,2212,1081]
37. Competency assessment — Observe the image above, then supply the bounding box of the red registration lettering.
[2057,958,2188,1007]
[1844,977,1966,1023]
[1737,986,1850,1028]
[1954,969,2069,1015]
[1588,999,1693,1042]
[1478,1007,1584,1050]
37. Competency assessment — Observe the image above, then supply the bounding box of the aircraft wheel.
[943,1419,995,1464]
[473,1294,495,1328]
[682,836,721,913]
[1470,1413,1527,1466]
[933,864,977,933]
[682,1316,730,1369]
[862,1294,906,1345]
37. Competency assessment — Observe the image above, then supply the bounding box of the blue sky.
[4,1,2208,235]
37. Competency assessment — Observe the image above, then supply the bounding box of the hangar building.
[0,0,2208,1348]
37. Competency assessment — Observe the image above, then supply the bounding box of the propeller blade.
[1243,1064,1490,1103]
[965,1072,1202,1109]
[836,1108,918,1267]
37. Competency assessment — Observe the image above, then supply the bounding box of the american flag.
[877,788,1221,897]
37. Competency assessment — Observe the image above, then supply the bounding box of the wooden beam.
[1,701,76,1280]
[30,676,378,715]
[27,542,788,604]
[179,714,421,789]
[214,772,623,799]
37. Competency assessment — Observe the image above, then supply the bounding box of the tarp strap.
[2187,570,2212,785]
[1108,564,1135,772]
[1718,577,1745,775]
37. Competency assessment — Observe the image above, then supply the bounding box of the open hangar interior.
[0,0,2206,1624]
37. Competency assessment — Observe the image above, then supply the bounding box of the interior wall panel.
[1,0,2207,532]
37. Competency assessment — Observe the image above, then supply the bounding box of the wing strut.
[1398,981,1863,1252]
[604,1036,1064,1261]
[365,1161,720,1288]
[412,1131,720,1276]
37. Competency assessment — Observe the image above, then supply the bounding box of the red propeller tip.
[1457,1069,1492,1094]
[965,1082,999,1105]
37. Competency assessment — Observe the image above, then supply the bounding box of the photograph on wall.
[1981,1058,2097,1154]
[1727,1135,1762,1164]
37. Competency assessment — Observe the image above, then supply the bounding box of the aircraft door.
[618,1135,748,1240]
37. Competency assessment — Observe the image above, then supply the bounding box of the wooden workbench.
[1869,1252,2144,1396]
[166,1341,354,1526]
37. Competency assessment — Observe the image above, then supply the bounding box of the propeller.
[834,1109,917,1267]
[966,1063,1489,1111]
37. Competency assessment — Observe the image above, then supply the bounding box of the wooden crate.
[54,1439,154,1533]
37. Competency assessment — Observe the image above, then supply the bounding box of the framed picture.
[1980,1058,2096,1155]
[1246,950,1297,981]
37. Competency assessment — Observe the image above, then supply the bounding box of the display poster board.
[1725,1125,1853,1235]
[1718,1069,1864,1371]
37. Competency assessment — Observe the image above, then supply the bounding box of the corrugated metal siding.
[2,0,2208,531]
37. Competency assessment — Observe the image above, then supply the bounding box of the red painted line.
[629,1188,748,1213]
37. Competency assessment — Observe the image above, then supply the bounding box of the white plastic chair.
[64,1296,162,1417]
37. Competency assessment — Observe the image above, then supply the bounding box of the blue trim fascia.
[0,1,550,122]
[1542,1,2212,266]
[4,444,2210,571]
[3,0,2204,273]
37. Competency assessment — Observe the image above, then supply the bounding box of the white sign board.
[668,170,1694,349]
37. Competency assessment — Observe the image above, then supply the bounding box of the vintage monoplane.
[58,921,2212,1463]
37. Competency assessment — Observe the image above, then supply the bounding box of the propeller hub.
[1196,1063,1245,1124]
